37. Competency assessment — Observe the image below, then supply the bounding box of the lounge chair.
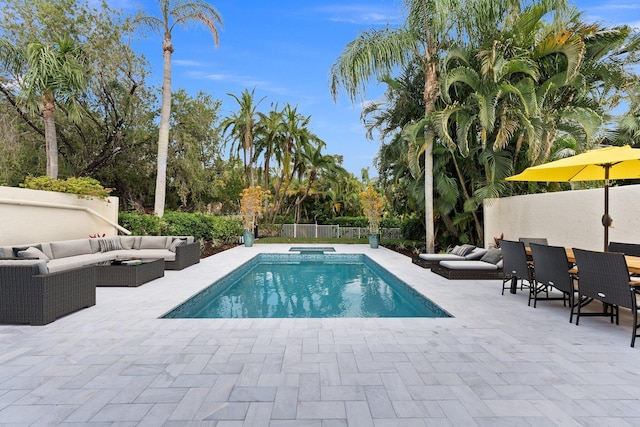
[431,248,503,280]
[412,244,487,269]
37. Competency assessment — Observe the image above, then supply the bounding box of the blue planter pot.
[368,233,380,249]
[243,231,254,247]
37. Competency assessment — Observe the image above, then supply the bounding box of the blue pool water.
[163,254,450,319]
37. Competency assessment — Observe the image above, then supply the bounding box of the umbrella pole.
[603,166,611,252]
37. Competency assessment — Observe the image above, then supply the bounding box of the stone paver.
[1,244,640,425]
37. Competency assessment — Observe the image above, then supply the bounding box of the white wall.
[483,184,640,251]
[0,186,120,246]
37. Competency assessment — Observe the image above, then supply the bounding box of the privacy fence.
[280,224,402,240]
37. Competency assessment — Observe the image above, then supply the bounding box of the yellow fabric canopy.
[506,145,640,182]
[506,145,640,251]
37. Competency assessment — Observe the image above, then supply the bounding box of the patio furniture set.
[414,237,640,347]
[500,238,640,348]
[0,235,200,325]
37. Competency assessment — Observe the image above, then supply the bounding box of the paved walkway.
[1,244,639,426]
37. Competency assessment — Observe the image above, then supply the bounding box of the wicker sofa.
[0,236,200,325]
[0,261,95,325]
[0,235,200,273]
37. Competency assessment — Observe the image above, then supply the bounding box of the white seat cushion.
[47,252,116,273]
[419,253,464,261]
[114,249,175,261]
[438,260,500,271]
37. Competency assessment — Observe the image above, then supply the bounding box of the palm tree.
[330,0,460,253]
[0,37,86,178]
[222,88,264,186]
[254,105,285,190]
[135,0,222,217]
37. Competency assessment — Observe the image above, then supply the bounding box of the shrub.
[210,216,244,243]
[118,213,162,235]
[21,176,112,200]
[324,216,369,227]
[381,217,402,228]
[163,212,212,241]
[118,211,242,244]
[401,216,425,241]
[360,185,385,234]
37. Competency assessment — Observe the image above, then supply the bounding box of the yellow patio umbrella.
[506,145,640,251]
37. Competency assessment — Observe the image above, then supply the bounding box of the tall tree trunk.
[423,55,438,253]
[42,95,58,178]
[154,32,173,218]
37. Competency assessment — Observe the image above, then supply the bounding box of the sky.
[120,0,639,177]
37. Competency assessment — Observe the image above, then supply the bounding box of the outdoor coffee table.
[95,258,164,287]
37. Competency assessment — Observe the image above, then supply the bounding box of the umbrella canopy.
[506,145,640,251]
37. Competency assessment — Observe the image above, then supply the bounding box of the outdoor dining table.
[525,247,640,277]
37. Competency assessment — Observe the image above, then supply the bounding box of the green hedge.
[118,212,243,243]
[401,216,425,241]
[324,216,401,228]
[21,176,112,200]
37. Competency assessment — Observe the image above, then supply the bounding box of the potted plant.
[360,184,385,248]
[239,186,270,247]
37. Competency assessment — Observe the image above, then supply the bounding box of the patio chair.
[529,243,577,320]
[499,239,534,295]
[573,248,640,347]
[608,242,640,257]
[519,237,549,247]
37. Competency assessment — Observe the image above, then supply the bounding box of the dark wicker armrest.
[165,241,200,270]
[0,265,96,325]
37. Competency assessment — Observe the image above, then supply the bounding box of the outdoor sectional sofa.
[0,235,200,273]
[0,235,200,325]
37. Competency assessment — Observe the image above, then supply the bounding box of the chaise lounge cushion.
[439,260,502,270]
[419,247,488,262]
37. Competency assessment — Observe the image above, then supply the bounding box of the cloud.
[173,59,204,67]
[313,5,400,26]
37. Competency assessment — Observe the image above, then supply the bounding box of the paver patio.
[1,244,639,426]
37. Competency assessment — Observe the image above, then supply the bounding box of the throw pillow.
[168,238,187,253]
[139,236,170,249]
[120,236,135,250]
[17,246,50,261]
[451,244,476,257]
[480,248,502,265]
[98,237,123,253]
[12,244,43,258]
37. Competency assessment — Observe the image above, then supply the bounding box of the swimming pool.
[163,253,451,319]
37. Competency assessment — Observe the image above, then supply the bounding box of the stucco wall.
[483,184,640,251]
[0,186,120,246]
